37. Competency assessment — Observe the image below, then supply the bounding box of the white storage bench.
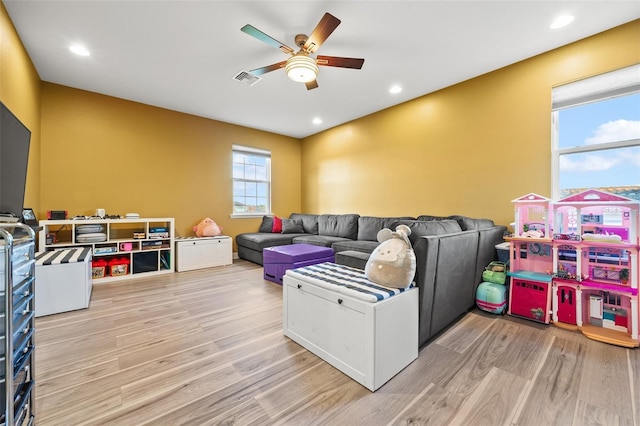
[175,236,232,272]
[35,247,92,317]
[283,262,418,391]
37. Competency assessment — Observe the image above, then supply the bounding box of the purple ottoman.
[263,244,334,285]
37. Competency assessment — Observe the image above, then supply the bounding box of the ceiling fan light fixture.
[285,54,319,83]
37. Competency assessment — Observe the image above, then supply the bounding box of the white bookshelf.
[39,218,174,283]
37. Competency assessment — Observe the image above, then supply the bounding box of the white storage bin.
[35,248,92,317]
[283,263,418,391]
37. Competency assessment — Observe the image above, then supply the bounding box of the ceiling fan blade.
[303,13,341,53]
[305,80,319,90]
[316,56,365,69]
[241,24,295,55]
[250,61,287,76]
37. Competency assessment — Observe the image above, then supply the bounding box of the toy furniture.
[550,190,638,347]
[283,262,418,391]
[34,247,93,317]
[263,243,334,284]
[507,190,639,347]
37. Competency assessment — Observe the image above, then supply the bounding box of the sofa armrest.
[413,230,479,347]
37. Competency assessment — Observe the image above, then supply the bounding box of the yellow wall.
[0,2,41,213]
[40,84,301,238]
[301,20,640,228]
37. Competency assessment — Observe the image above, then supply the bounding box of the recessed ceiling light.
[389,85,402,94]
[69,44,90,56]
[550,15,574,30]
[312,117,322,125]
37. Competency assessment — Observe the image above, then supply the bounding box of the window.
[232,145,271,216]
[552,64,640,201]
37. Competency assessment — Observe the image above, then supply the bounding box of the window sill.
[230,213,270,219]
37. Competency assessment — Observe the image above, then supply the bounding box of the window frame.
[551,64,640,200]
[231,144,272,218]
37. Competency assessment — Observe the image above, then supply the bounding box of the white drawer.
[283,272,418,391]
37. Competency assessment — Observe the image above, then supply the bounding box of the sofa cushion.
[318,214,359,239]
[272,216,283,233]
[235,232,302,251]
[289,213,319,234]
[332,240,380,254]
[393,219,462,244]
[416,215,448,222]
[282,218,304,234]
[447,215,495,231]
[357,216,415,241]
[335,250,370,270]
[259,215,274,233]
[292,235,351,247]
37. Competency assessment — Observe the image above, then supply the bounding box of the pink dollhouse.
[508,190,639,348]
[507,193,553,324]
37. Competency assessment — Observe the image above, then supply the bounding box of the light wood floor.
[34,260,639,425]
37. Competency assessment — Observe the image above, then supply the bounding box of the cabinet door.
[286,284,366,372]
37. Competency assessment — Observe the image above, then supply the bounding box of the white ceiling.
[4,1,639,138]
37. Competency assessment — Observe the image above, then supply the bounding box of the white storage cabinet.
[175,236,232,272]
[283,271,418,391]
[1,223,36,425]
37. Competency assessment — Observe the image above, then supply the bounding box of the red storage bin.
[91,258,107,279]
[108,256,130,277]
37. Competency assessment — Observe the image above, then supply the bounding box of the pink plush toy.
[193,217,223,237]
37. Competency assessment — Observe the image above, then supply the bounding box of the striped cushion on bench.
[36,248,92,265]
[285,262,413,303]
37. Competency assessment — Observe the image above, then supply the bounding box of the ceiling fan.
[240,12,365,90]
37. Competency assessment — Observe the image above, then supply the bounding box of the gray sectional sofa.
[236,213,507,347]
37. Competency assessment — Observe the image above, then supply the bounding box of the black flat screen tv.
[0,102,31,220]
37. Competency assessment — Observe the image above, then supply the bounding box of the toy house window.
[602,292,621,306]
[232,145,271,216]
[602,207,623,226]
[551,64,640,201]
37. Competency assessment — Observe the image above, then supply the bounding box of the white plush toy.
[365,224,416,289]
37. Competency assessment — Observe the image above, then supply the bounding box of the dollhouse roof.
[511,193,551,203]
[556,189,639,205]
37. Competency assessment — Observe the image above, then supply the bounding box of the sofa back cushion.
[281,218,305,234]
[357,216,416,241]
[289,213,319,234]
[417,214,496,231]
[393,219,462,244]
[447,215,495,230]
[259,215,274,233]
[416,215,448,222]
[318,214,360,239]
